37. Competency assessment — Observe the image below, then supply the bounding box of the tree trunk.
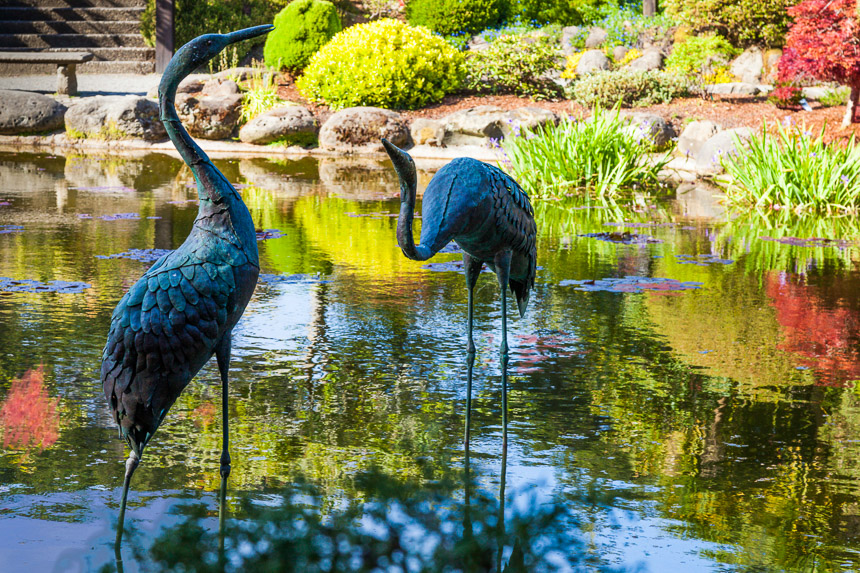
[843,82,860,127]
[643,0,657,16]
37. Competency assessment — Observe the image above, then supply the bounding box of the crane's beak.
[226,24,275,45]
[381,138,413,171]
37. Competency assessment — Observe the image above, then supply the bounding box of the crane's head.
[163,25,275,88]
[381,138,416,199]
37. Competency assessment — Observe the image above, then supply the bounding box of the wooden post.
[155,0,175,74]
[643,0,656,16]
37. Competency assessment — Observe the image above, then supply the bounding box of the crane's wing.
[101,253,237,455]
[487,163,537,317]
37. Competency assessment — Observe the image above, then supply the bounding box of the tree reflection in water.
[0,366,59,452]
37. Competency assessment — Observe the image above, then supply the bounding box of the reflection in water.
[5,150,860,570]
[0,366,59,452]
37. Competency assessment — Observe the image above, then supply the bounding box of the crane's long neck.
[158,59,258,265]
[394,161,433,261]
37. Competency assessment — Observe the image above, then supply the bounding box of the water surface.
[1,150,860,571]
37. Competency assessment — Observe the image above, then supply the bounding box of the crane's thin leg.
[494,250,512,449]
[215,334,232,549]
[463,254,483,448]
[114,451,140,559]
[497,426,508,572]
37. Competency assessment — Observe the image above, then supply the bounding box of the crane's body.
[102,25,272,551]
[382,140,537,446]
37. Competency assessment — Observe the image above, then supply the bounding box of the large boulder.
[619,112,675,149]
[585,27,608,48]
[762,49,782,84]
[175,78,243,140]
[678,120,721,158]
[238,105,318,146]
[503,107,558,136]
[411,118,445,146]
[695,127,754,176]
[730,47,764,84]
[318,107,410,153]
[704,82,761,96]
[440,106,558,146]
[65,95,165,140]
[561,26,581,54]
[0,90,66,134]
[613,46,630,62]
[576,50,610,74]
[622,48,664,71]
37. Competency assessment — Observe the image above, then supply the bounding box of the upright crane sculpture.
[381,139,537,446]
[101,25,273,547]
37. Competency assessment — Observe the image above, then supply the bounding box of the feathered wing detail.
[101,253,242,456]
[486,164,537,318]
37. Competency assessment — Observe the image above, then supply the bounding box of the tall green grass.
[240,68,289,124]
[500,106,672,199]
[719,123,860,215]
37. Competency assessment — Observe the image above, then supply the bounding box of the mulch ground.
[276,76,860,145]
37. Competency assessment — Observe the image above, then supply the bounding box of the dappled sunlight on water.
[2,150,860,570]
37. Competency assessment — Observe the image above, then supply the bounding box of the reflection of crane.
[101,25,273,548]
[381,139,537,447]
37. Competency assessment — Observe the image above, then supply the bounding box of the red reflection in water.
[766,272,860,386]
[0,366,60,450]
[482,332,585,374]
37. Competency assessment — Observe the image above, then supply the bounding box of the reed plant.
[239,67,288,124]
[719,122,860,215]
[500,105,672,198]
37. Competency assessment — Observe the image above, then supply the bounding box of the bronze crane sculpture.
[381,139,537,447]
[101,25,272,548]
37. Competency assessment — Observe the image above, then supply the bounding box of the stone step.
[0,0,145,8]
[0,57,153,74]
[0,19,140,34]
[0,33,146,48]
[0,6,144,21]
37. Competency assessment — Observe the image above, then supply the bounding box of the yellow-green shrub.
[296,19,464,110]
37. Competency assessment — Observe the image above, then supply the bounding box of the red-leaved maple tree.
[778,0,860,126]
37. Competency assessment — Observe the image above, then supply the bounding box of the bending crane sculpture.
[381,139,537,446]
[101,25,272,547]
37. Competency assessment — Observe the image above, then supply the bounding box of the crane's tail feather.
[510,279,530,318]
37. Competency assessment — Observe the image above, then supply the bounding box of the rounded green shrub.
[264,0,341,71]
[296,19,465,110]
[406,0,504,36]
[504,0,606,26]
[663,0,796,47]
[570,70,690,107]
[664,34,740,80]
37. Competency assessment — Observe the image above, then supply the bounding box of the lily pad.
[676,254,734,266]
[259,273,330,284]
[95,249,173,263]
[603,222,675,229]
[256,229,286,241]
[760,236,853,249]
[78,214,93,219]
[0,201,10,206]
[100,213,140,221]
[580,232,662,245]
[560,276,703,293]
[0,277,91,294]
[0,225,24,234]
[71,186,135,193]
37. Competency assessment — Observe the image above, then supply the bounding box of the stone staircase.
[0,0,154,75]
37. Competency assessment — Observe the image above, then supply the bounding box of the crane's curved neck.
[394,161,433,261]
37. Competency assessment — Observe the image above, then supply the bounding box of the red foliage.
[0,366,60,450]
[766,272,860,386]
[778,0,860,86]
[768,83,803,109]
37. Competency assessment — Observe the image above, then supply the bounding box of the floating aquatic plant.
[760,236,853,248]
[256,229,286,240]
[71,185,135,193]
[560,276,702,293]
[0,277,91,293]
[100,213,140,221]
[0,225,23,234]
[580,231,662,245]
[258,273,330,284]
[95,249,173,263]
[676,254,734,265]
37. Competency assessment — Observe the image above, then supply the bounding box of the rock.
[411,118,445,146]
[762,49,782,84]
[65,95,165,140]
[318,107,410,153]
[695,127,754,176]
[576,50,610,74]
[803,86,844,100]
[178,74,209,94]
[214,67,272,83]
[175,79,243,140]
[0,90,66,134]
[619,112,676,149]
[585,27,608,49]
[678,120,721,158]
[704,82,761,96]
[561,26,581,54]
[238,105,318,146]
[441,106,507,146]
[730,47,764,84]
[503,107,559,136]
[468,35,490,51]
[318,158,402,200]
[622,48,663,71]
[613,46,629,62]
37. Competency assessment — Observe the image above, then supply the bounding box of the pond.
[1,149,860,571]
